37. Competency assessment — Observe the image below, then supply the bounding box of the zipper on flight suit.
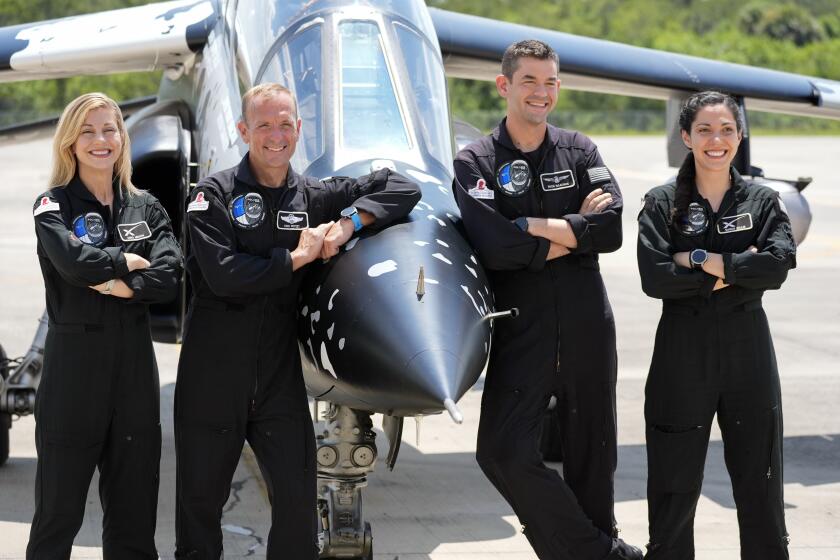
[252,192,279,413]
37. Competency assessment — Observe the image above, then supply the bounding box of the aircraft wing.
[0,0,216,83]
[430,8,840,119]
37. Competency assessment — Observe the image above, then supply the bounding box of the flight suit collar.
[690,166,750,207]
[67,174,124,208]
[236,152,301,189]
[492,117,558,153]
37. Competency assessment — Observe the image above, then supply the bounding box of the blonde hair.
[49,92,139,196]
[240,83,298,124]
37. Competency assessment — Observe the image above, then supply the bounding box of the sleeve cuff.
[123,271,145,299]
[103,247,129,277]
[527,237,550,272]
[271,246,294,281]
[353,199,386,228]
[722,252,737,285]
[699,271,718,299]
[562,214,590,253]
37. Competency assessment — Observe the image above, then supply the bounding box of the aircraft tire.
[363,521,372,560]
[0,414,8,467]
[539,410,563,463]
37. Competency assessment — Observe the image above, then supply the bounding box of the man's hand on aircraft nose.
[291,222,332,270]
[320,219,354,259]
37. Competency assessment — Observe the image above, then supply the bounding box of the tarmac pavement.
[0,135,838,559]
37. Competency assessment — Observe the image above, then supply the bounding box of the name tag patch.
[717,213,753,234]
[277,211,309,230]
[187,191,210,212]
[468,178,495,200]
[33,196,61,217]
[117,221,152,242]
[541,170,575,192]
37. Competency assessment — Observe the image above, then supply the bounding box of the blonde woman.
[28,92,181,558]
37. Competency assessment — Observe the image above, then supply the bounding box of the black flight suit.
[28,177,182,559]
[453,119,624,560]
[637,168,795,559]
[174,154,420,559]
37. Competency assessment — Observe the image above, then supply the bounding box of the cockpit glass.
[260,23,324,170]
[339,21,410,151]
[393,22,453,168]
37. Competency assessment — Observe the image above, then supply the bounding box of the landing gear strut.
[315,404,376,559]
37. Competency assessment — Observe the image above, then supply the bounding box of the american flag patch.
[587,167,611,184]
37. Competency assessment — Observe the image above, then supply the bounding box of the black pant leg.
[476,377,612,560]
[247,413,318,560]
[98,325,161,559]
[26,424,102,559]
[557,347,618,535]
[718,394,788,560]
[27,331,111,560]
[174,420,246,559]
[644,312,719,559]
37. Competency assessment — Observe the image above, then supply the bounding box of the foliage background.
[1,0,839,133]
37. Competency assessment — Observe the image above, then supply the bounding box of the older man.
[174,83,420,559]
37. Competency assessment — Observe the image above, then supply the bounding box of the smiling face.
[496,56,560,127]
[681,103,742,175]
[237,91,301,177]
[73,107,122,174]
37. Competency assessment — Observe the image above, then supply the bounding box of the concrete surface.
[0,135,838,559]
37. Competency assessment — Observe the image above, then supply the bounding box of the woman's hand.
[291,222,332,271]
[713,278,730,291]
[125,253,150,272]
[89,279,134,298]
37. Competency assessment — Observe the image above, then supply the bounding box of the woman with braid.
[637,91,795,559]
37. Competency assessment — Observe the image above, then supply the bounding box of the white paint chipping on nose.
[461,285,482,316]
[320,342,337,379]
[427,215,446,227]
[328,289,339,310]
[368,260,398,277]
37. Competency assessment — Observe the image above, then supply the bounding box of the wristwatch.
[340,206,363,232]
[514,216,529,233]
[689,248,708,270]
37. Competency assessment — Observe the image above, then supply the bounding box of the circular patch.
[72,212,108,247]
[496,159,531,197]
[229,192,265,229]
[676,202,708,236]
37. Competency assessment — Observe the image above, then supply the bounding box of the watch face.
[341,207,357,219]
[691,249,707,265]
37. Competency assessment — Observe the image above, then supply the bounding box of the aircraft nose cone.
[299,218,493,417]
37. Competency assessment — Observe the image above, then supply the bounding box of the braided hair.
[671,91,743,224]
